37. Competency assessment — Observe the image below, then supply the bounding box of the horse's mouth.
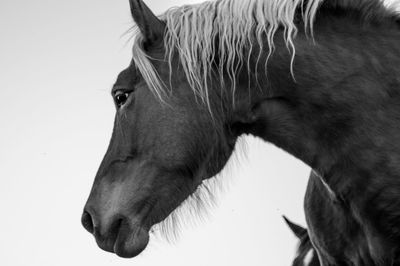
[114,223,150,258]
[95,220,150,258]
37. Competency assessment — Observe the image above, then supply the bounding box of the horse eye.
[114,91,130,108]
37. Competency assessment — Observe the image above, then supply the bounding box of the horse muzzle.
[81,209,150,258]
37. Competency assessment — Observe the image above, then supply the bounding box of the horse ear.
[129,0,165,46]
[283,216,307,239]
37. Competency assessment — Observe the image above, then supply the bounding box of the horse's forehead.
[114,64,138,89]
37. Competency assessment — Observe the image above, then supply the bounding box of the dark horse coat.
[82,0,400,264]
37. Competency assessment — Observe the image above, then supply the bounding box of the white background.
[0,0,398,265]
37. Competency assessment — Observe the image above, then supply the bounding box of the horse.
[81,0,400,263]
[284,216,320,266]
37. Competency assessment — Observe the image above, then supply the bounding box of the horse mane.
[131,0,398,106]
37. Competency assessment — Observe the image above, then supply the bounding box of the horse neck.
[236,13,400,189]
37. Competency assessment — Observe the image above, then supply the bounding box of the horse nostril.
[81,211,94,234]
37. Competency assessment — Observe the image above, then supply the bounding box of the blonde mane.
[131,0,396,106]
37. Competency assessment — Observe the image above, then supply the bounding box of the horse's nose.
[81,210,94,234]
[81,207,127,254]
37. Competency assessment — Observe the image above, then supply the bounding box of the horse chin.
[113,223,150,258]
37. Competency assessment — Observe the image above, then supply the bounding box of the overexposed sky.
[0,0,398,265]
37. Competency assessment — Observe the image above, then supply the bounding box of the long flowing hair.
[132,0,397,106]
